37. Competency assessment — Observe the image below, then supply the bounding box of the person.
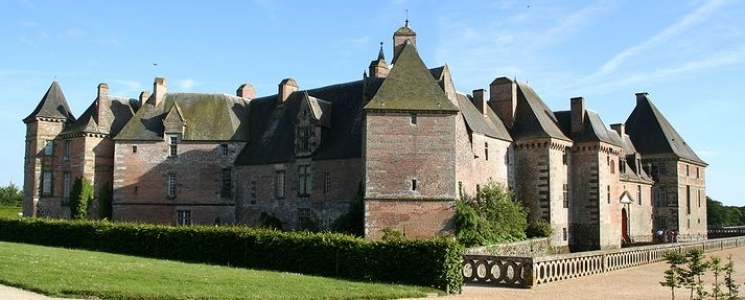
[655,229,664,243]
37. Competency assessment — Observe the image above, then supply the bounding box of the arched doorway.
[621,208,629,244]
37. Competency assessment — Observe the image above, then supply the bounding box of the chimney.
[610,123,625,137]
[139,91,151,107]
[472,89,488,115]
[97,82,111,132]
[153,77,167,106]
[369,42,389,78]
[278,78,298,104]
[488,77,517,129]
[237,83,256,99]
[570,96,585,134]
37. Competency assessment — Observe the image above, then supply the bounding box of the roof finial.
[405,9,409,27]
[377,42,385,60]
[53,74,57,82]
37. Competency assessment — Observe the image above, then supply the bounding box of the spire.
[377,42,385,60]
[23,80,76,123]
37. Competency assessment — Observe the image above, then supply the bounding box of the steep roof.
[235,78,383,165]
[23,81,76,123]
[61,96,139,136]
[114,93,250,141]
[364,43,458,112]
[456,93,512,142]
[555,109,621,146]
[510,82,570,141]
[625,93,705,165]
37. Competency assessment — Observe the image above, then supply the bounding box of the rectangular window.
[167,173,177,198]
[298,165,310,196]
[686,165,690,177]
[476,184,481,200]
[64,140,71,160]
[637,185,642,205]
[221,168,232,198]
[221,143,229,156]
[132,145,138,153]
[169,136,178,157]
[177,210,191,226]
[411,179,418,191]
[696,167,700,179]
[606,185,611,204]
[42,171,52,196]
[686,185,691,215]
[562,184,568,208]
[410,113,417,125]
[458,181,463,199]
[562,153,567,165]
[276,170,285,198]
[44,140,54,155]
[655,186,666,207]
[134,186,139,195]
[484,142,489,161]
[698,189,701,207]
[562,227,567,241]
[323,172,330,195]
[62,172,71,204]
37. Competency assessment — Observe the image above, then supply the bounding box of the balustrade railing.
[462,236,745,288]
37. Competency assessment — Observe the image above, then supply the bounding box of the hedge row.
[0,218,463,292]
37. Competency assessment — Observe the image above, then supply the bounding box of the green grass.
[0,206,21,219]
[0,241,439,300]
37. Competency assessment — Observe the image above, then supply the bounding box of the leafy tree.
[0,182,23,207]
[454,181,528,246]
[97,183,113,220]
[710,256,726,300]
[683,249,709,300]
[69,177,93,219]
[707,197,745,228]
[724,255,740,300]
[660,250,686,300]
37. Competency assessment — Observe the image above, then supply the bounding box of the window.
[606,185,611,204]
[62,172,71,204]
[177,210,191,226]
[298,165,310,196]
[696,167,700,179]
[411,179,418,191]
[134,186,139,195]
[637,185,642,205]
[686,165,690,177]
[610,159,615,174]
[686,185,691,215]
[619,159,626,173]
[297,126,311,153]
[606,155,610,166]
[655,186,667,207]
[458,181,463,198]
[476,184,481,200]
[168,136,178,157]
[42,171,52,196]
[410,113,417,125]
[64,140,71,160]
[323,172,330,195]
[44,140,53,155]
[698,189,701,207]
[132,145,138,153]
[562,153,567,165]
[221,144,229,156]
[562,184,568,208]
[167,173,177,198]
[562,227,567,241]
[221,168,232,198]
[484,142,489,161]
[276,171,285,198]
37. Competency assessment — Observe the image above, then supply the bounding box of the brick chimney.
[472,89,488,115]
[278,78,298,104]
[153,77,167,106]
[237,83,256,99]
[488,77,517,129]
[139,91,151,107]
[96,83,111,132]
[570,96,585,134]
[610,123,625,137]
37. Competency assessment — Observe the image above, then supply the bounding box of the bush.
[0,182,23,207]
[69,177,93,219]
[455,181,528,246]
[0,218,463,293]
[526,220,553,238]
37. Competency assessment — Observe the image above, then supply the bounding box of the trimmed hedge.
[0,218,463,292]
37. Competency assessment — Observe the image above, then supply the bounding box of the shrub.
[331,183,364,236]
[454,181,527,246]
[69,177,93,219]
[0,218,463,293]
[526,220,553,238]
[0,182,22,207]
[258,212,283,230]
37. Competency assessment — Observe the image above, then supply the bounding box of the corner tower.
[392,19,416,63]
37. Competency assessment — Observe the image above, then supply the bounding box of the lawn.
[0,241,440,300]
[0,206,21,219]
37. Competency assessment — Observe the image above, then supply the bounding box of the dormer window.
[168,135,180,158]
[295,94,331,157]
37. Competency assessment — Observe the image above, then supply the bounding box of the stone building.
[22,21,706,250]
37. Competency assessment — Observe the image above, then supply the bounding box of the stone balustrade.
[463,236,745,288]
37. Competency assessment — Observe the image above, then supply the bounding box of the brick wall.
[453,113,511,200]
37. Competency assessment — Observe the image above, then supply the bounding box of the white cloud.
[112,80,143,95]
[177,79,197,91]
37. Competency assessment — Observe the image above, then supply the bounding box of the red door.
[621,208,629,243]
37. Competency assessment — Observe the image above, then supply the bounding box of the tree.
[0,182,23,207]
[331,182,364,236]
[454,181,528,246]
[707,197,745,228]
[69,177,93,219]
[97,183,113,220]
[660,250,686,300]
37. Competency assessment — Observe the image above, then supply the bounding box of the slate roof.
[555,109,621,146]
[114,93,250,141]
[23,81,76,123]
[457,93,512,142]
[509,82,570,141]
[364,43,459,112]
[235,78,383,165]
[61,97,139,136]
[625,93,705,165]
[304,92,332,128]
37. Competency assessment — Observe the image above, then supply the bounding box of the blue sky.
[1,1,743,205]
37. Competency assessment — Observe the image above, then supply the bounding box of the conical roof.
[23,81,76,123]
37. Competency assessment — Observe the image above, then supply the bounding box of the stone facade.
[23,22,707,251]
